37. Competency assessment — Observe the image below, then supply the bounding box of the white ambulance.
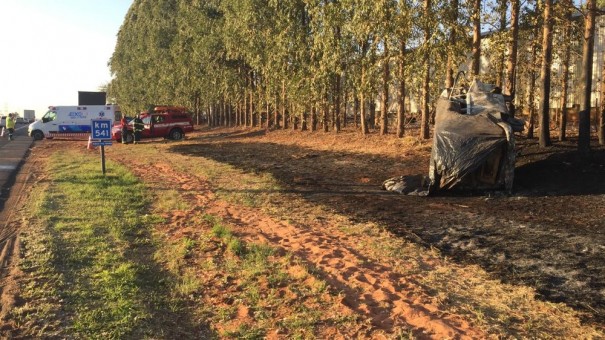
[28,105,119,140]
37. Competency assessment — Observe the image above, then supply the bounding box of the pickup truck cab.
[112,106,194,143]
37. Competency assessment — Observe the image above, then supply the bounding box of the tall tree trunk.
[310,105,317,131]
[579,0,596,153]
[274,92,279,129]
[301,105,307,131]
[220,100,225,126]
[258,89,264,128]
[244,87,249,127]
[290,103,299,130]
[504,0,520,118]
[496,0,507,87]
[370,102,377,130]
[360,68,369,134]
[266,98,270,129]
[420,0,431,139]
[249,73,255,127]
[559,0,573,141]
[538,0,553,147]
[334,75,341,133]
[193,92,200,126]
[236,101,241,126]
[360,94,368,134]
[445,0,458,89]
[281,81,287,129]
[323,96,329,132]
[354,95,360,129]
[207,104,212,127]
[471,0,481,77]
[343,86,349,127]
[397,42,406,138]
[381,42,390,135]
[600,60,605,144]
[527,43,538,139]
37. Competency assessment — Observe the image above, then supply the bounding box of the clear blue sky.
[0,0,132,118]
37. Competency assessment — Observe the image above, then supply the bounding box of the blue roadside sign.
[90,119,113,175]
[91,119,113,141]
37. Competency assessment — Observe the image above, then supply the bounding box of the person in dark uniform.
[133,113,144,144]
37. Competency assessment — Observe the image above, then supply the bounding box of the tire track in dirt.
[116,156,485,339]
[0,154,37,326]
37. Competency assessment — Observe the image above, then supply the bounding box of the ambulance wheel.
[32,130,44,140]
[124,132,135,144]
[169,128,184,140]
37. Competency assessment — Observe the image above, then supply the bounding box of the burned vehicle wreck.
[428,78,524,194]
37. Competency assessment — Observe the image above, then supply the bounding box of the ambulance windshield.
[42,110,57,123]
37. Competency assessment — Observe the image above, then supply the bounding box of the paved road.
[0,125,33,196]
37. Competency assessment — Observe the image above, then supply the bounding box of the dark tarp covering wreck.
[383,77,523,195]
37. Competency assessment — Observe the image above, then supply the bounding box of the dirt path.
[107,154,485,338]
[0,154,38,329]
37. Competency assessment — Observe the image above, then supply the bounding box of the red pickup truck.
[112,106,194,143]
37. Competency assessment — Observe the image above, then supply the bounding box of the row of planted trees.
[108,0,605,151]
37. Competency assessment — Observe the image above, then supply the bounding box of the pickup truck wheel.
[31,130,44,140]
[124,132,135,144]
[169,128,184,140]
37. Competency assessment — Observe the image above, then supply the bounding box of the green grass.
[15,150,202,338]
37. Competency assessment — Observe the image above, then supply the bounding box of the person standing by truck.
[133,113,144,144]
[6,113,16,141]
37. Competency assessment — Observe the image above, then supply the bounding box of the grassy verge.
[13,149,204,338]
[12,146,361,338]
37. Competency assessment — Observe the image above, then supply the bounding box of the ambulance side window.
[42,111,57,123]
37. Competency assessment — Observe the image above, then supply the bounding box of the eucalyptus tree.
[443,0,460,89]
[538,0,554,147]
[513,0,542,139]
[504,0,520,118]
[419,0,432,139]
[307,0,345,132]
[471,0,481,78]
[341,0,383,134]
[375,0,397,135]
[495,0,508,87]
[480,0,510,87]
[555,0,575,141]
[109,0,182,114]
[173,0,227,125]
[266,1,310,130]
[221,0,276,127]
[143,0,180,104]
[393,0,414,138]
[110,0,162,114]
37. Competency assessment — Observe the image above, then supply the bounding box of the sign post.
[91,119,113,175]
